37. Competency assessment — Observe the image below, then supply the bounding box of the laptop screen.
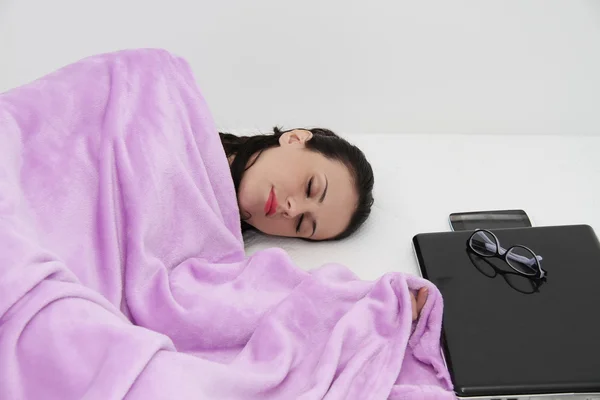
[413,225,600,397]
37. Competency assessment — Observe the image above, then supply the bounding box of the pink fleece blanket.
[0,49,454,399]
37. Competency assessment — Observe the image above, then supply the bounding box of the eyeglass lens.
[469,230,498,257]
[506,246,538,276]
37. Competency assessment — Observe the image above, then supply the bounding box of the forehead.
[305,152,357,240]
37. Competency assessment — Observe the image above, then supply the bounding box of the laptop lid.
[413,225,600,398]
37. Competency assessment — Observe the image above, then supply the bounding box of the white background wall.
[1,0,600,135]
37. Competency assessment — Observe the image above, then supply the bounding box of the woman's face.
[237,130,358,240]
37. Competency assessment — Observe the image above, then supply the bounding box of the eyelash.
[296,178,313,233]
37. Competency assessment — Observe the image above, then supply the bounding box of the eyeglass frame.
[467,228,547,280]
[466,248,546,294]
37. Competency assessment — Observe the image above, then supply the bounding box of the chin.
[242,205,267,228]
[246,214,263,228]
[245,217,270,234]
[237,191,252,218]
[238,184,258,210]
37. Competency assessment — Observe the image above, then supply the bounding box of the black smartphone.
[449,209,532,231]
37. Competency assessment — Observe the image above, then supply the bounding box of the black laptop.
[413,225,600,399]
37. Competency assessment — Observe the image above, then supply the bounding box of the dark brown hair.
[219,127,374,240]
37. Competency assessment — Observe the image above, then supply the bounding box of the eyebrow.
[310,176,329,237]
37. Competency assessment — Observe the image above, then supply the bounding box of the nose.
[282,196,315,219]
[283,197,299,218]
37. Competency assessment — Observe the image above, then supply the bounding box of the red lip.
[264,188,278,216]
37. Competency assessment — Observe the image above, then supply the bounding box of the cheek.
[263,152,304,186]
[237,177,251,205]
[249,215,293,237]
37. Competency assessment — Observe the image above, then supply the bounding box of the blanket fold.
[0,49,454,399]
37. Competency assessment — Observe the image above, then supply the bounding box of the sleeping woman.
[0,49,449,399]
[220,126,428,319]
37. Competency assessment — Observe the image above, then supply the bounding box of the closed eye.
[306,177,313,197]
[296,214,305,233]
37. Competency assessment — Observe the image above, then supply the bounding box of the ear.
[279,129,313,148]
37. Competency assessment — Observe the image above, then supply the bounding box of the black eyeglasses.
[467,229,547,279]
[466,249,546,294]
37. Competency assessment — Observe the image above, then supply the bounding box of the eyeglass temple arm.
[479,236,543,267]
